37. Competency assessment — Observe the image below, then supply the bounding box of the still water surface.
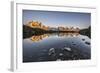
[23,33,91,62]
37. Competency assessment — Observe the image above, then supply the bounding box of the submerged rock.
[56,59,62,61]
[82,38,85,41]
[63,47,72,51]
[59,53,63,56]
[72,42,74,43]
[72,42,76,45]
[48,48,56,56]
[85,41,90,45]
[72,43,76,45]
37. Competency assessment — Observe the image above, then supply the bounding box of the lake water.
[23,33,91,62]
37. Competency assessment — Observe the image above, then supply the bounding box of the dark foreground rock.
[48,47,90,61]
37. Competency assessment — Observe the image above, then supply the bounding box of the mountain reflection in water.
[23,33,91,62]
[30,33,79,42]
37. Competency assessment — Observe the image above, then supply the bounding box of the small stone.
[72,43,76,45]
[56,59,61,61]
[59,53,63,56]
[48,48,55,56]
[85,41,90,45]
[64,47,71,51]
[82,39,85,41]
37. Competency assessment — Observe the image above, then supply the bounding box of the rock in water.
[63,47,71,51]
[56,59,62,61]
[59,53,63,56]
[82,38,85,41]
[85,41,90,45]
[48,48,56,56]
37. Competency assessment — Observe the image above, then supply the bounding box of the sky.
[23,10,91,29]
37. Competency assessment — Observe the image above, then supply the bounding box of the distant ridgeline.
[23,21,91,38]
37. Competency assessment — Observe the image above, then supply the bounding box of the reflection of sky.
[23,10,91,29]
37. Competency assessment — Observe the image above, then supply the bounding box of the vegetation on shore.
[79,26,91,38]
[23,25,47,38]
[23,25,91,39]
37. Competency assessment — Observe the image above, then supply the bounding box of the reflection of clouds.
[30,33,79,42]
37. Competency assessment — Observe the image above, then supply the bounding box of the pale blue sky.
[23,10,91,29]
